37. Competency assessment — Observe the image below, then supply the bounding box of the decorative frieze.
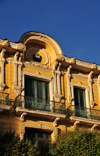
[72,73,88,79]
[24,63,52,72]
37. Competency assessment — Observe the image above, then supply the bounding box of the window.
[74,88,86,108]
[33,54,42,62]
[25,128,51,148]
[25,77,50,111]
[74,87,87,118]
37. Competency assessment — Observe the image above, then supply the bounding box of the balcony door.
[25,77,50,111]
[74,87,87,118]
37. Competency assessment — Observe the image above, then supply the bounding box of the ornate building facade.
[0,31,100,147]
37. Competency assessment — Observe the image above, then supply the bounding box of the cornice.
[0,39,26,52]
[65,56,100,71]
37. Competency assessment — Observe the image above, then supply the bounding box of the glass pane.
[74,88,79,106]
[74,88,86,108]
[42,82,46,99]
[34,80,37,98]
[31,80,34,97]
[38,133,43,138]
[46,82,50,100]
[25,77,31,96]
[30,132,35,138]
[32,139,35,145]
[38,140,44,148]
[37,81,42,99]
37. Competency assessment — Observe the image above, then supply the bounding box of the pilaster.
[53,62,62,102]
[67,65,72,104]
[88,71,94,108]
[13,52,23,95]
[0,48,6,91]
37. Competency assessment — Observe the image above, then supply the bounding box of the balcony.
[66,105,100,128]
[0,92,10,111]
[15,95,66,120]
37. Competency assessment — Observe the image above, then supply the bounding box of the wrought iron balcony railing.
[15,95,66,114]
[0,92,9,105]
[66,105,100,121]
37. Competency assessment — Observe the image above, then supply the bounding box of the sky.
[0,0,100,65]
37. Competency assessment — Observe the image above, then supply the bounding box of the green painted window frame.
[25,77,50,100]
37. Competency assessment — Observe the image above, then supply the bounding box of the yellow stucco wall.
[1,32,100,143]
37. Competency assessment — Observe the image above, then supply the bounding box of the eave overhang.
[57,56,100,75]
[0,39,26,53]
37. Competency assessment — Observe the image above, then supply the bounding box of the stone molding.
[65,56,100,71]
[26,47,49,65]
[53,62,62,102]
[73,121,80,129]
[54,94,62,103]
[88,71,94,108]
[13,86,21,95]
[91,124,98,131]
[0,48,6,91]
[72,73,88,79]
[0,39,26,51]
[13,52,23,95]
[71,82,90,109]
[23,71,52,81]
[19,32,63,56]
[22,71,53,107]
[53,117,60,127]
[20,122,58,141]
[24,63,52,71]
[24,35,62,57]
[67,65,72,104]
[98,75,100,104]
[92,63,97,69]
[20,113,27,122]
[70,57,76,64]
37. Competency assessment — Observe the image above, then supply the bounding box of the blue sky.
[0,0,100,65]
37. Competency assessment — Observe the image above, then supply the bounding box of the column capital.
[14,52,19,61]
[88,71,94,79]
[67,65,72,74]
[19,53,23,62]
[1,48,6,58]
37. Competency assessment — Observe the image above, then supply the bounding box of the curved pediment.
[19,31,64,66]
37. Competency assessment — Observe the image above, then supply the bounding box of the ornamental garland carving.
[72,73,88,79]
